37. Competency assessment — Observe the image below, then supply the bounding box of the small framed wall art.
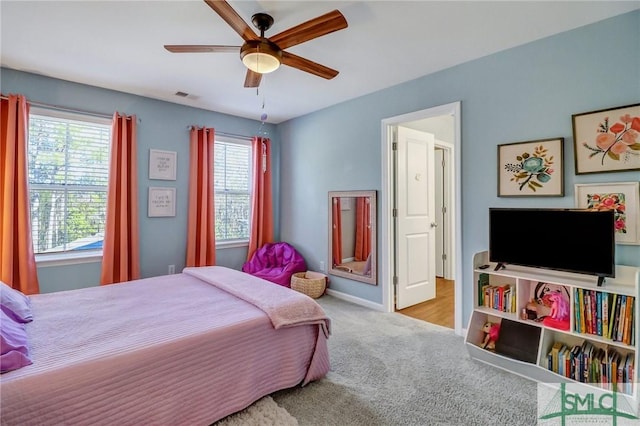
[572,103,640,175]
[575,181,640,245]
[148,187,176,217]
[497,137,564,197]
[149,149,177,180]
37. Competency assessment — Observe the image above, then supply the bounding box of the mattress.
[0,266,330,425]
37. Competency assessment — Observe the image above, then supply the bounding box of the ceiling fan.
[164,0,348,88]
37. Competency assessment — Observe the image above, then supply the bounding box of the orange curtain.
[0,94,39,294]
[332,198,342,266]
[246,137,273,260]
[100,113,140,285]
[354,197,371,261]
[186,127,216,267]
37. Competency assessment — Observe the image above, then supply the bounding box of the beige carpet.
[214,396,297,425]
[272,295,537,425]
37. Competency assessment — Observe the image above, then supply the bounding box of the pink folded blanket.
[183,266,331,338]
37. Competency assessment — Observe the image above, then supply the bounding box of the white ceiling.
[2,1,638,123]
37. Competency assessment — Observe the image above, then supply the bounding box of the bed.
[0,266,330,425]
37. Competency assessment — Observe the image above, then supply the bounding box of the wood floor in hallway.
[396,277,454,328]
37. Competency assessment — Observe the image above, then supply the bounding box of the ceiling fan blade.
[204,0,259,42]
[281,51,339,80]
[164,45,239,53]
[244,70,262,88]
[269,10,348,50]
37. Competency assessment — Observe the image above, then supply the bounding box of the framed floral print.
[572,103,640,175]
[575,182,640,245]
[498,138,564,197]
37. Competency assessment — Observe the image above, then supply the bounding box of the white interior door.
[395,126,436,309]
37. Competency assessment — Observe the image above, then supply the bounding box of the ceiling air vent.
[174,91,189,98]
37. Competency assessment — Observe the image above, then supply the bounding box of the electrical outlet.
[168,264,175,274]
[319,261,325,272]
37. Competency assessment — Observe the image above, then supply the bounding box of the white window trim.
[30,107,112,126]
[36,250,103,267]
[216,239,249,249]
[215,135,252,243]
[29,107,111,265]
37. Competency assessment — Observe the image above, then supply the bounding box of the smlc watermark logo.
[538,383,639,425]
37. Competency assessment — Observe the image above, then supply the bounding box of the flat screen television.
[489,208,615,285]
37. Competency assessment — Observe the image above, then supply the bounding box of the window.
[214,138,252,243]
[28,109,111,256]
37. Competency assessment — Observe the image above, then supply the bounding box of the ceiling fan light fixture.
[241,40,281,74]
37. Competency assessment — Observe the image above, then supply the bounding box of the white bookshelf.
[465,251,640,405]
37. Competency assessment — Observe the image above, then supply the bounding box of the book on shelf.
[606,294,637,344]
[481,283,515,313]
[609,294,619,340]
[573,290,635,344]
[548,340,635,395]
[477,273,489,306]
[574,289,581,333]
[585,291,593,335]
[621,296,633,344]
[570,345,581,381]
[617,296,627,342]
[609,350,619,391]
[596,292,602,336]
[602,293,609,340]
[551,341,563,374]
[579,289,586,333]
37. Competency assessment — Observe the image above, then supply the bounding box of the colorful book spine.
[591,291,597,335]
[623,296,634,345]
[477,273,489,306]
[602,293,609,340]
[579,289,586,333]
[596,291,602,336]
[609,295,620,340]
[574,289,581,333]
[584,290,591,334]
[617,296,627,342]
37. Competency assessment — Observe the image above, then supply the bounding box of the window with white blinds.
[214,138,252,242]
[28,109,111,255]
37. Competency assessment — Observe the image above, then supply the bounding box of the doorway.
[380,102,462,335]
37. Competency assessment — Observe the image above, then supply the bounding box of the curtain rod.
[0,94,137,121]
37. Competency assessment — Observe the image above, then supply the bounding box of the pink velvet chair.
[242,242,307,287]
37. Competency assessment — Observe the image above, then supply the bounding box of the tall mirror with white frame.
[328,190,377,285]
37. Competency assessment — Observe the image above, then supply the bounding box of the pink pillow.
[0,309,32,373]
[1,281,33,323]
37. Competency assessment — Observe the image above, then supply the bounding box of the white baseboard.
[325,289,385,312]
[325,289,465,337]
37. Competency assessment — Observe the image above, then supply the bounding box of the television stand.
[494,262,506,271]
[466,251,640,407]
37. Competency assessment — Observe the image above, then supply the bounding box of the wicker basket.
[291,272,326,299]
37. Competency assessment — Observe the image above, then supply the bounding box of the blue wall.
[277,11,640,321]
[0,68,278,293]
[1,11,638,322]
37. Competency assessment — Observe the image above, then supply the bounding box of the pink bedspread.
[0,267,330,425]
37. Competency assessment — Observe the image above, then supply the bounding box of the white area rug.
[214,396,298,425]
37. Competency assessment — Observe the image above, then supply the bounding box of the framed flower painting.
[574,182,640,245]
[497,138,564,197]
[572,103,640,175]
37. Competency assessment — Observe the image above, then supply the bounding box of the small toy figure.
[542,291,570,331]
[481,321,500,350]
[525,299,539,320]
